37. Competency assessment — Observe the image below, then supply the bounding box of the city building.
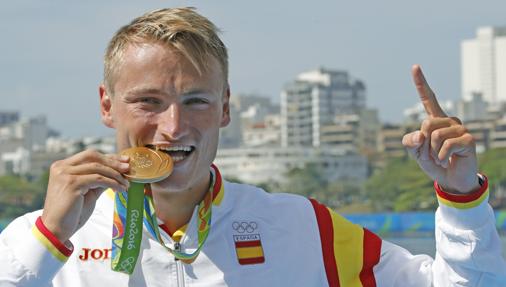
[0,111,118,178]
[403,101,455,124]
[0,115,50,152]
[461,26,506,104]
[490,117,506,149]
[465,119,495,152]
[281,68,366,148]
[377,124,409,159]
[0,135,116,178]
[0,147,30,176]
[27,150,68,179]
[215,147,368,185]
[319,109,380,155]
[456,92,489,122]
[219,93,279,148]
[0,111,20,127]
[242,114,281,147]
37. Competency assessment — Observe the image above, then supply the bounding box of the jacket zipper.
[174,242,185,287]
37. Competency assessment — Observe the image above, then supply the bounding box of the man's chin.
[150,162,211,195]
[151,175,189,193]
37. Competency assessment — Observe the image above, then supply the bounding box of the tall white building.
[461,26,506,104]
[0,115,50,153]
[281,68,366,147]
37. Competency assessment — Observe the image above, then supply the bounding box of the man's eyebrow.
[126,87,214,97]
[127,87,168,96]
[181,88,212,96]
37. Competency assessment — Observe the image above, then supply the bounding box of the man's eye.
[139,98,161,105]
[185,98,209,105]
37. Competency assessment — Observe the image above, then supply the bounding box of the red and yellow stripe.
[310,199,381,287]
[32,216,73,263]
[235,239,265,265]
[435,175,489,209]
[211,164,224,206]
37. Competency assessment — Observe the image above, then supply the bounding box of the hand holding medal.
[112,147,173,274]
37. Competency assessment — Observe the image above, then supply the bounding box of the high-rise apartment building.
[0,111,19,126]
[461,26,506,104]
[281,68,366,147]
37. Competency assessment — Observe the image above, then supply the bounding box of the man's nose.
[159,103,189,140]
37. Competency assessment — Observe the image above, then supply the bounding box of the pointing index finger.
[412,64,447,118]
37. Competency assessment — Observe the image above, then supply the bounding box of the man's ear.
[220,86,231,127]
[99,84,115,128]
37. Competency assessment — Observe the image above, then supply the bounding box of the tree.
[277,164,365,210]
[478,148,506,208]
[278,164,328,198]
[0,171,47,220]
[365,157,435,212]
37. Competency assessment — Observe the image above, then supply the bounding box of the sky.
[1,0,505,138]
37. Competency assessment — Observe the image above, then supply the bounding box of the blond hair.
[103,7,228,94]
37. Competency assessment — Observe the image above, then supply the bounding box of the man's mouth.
[145,144,195,163]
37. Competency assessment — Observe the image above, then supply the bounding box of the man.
[0,7,505,287]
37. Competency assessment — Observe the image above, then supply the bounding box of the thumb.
[402,131,425,158]
[402,130,424,148]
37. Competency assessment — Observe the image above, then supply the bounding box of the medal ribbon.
[111,182,145,274]
[143,174,213,262]
[111,168,215,274]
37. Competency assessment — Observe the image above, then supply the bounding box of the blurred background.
[1,0,506,257]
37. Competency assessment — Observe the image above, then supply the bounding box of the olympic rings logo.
[232,221,258,233]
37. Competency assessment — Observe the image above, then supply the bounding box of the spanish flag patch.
[234,234,265,265]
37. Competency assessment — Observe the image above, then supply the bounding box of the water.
[387,235,506,258]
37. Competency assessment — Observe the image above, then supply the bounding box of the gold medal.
[119,147,173,183]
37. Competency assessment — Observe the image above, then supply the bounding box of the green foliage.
[478,148,506,207]
[364,148,506,212]
[479,148,506,187]
[365,157,435,212]
[276,164,365,210]
[0,172,47,220]
[278,164,328,197]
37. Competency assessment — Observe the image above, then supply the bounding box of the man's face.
[100,42,230,193]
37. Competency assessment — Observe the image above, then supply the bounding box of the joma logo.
[79,248,112,261]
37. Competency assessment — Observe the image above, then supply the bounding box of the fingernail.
[120,155,129,161]
[120,162,129,169]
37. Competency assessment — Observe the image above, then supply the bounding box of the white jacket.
[0,167,505,287]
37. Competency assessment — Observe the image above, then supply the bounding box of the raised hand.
[41,150,130,243]
[402,65,480,194]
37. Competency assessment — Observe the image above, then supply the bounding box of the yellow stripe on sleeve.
[437,189,489,209]
[31,226,69,263]
[328,207,365,287]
